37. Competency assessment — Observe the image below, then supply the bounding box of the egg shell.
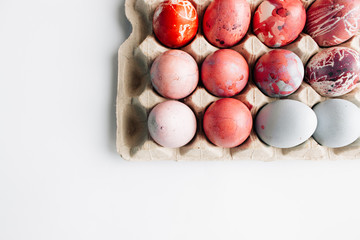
[254,49,304,98]
[305,47,360,97]
[203,0,251,48]
[313,99,360,148]
[201,49,249,97]
[306,0,360,47]
[253,0,306,47]
[203,98,252,148]
[148,100,197,148]
[153,0,198,48]
[150,50,199,99]
[255,100,317,148]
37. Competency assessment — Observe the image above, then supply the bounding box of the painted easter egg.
[254,49,304,98]
[201,49,249,97]
[150,50,199,99]
[153,0,198,48]
[148,100,197,148]
[306,0,360,47]
[253,0,306,47]
[305,47,360,97]
[255,100,317,148]
[203,0,251,48]
[203,98,252,148]
[313,99,360,148]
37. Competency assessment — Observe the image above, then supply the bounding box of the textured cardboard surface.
[117,0,360,161]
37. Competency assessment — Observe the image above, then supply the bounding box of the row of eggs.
[151,47,360,99]
[153,0,360,49]
[148,98,360,149]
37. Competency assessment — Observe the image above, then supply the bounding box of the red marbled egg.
[203,98,252,148]
[253,0,306,48]
[305,47,360,97]
[153,0,198,48]
[306,0,360,47]
[201,49,249,97]
[254,49,304,97]
[203,0,251,48]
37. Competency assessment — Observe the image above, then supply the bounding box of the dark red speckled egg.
[254,49,304,98]
[305,47,360,97]
[306,0,360,47]
[203,0,251,48]
[253,0,306,47]
[153,0,198,48]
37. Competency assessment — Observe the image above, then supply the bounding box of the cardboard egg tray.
[117,0,360,161]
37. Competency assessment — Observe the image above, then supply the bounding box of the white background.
[1,0,360,239]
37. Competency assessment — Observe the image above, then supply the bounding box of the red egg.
[306,0,360,47]
[201,49,249,97]
[253,0,306,47]
[152,0,198,48]
[305,47,360,97]
[203,0,251,48]
[254,49,304,97]
[203,98,252,148]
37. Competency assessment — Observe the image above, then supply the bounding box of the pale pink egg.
[150,50,199,99]
[148,100,197,148]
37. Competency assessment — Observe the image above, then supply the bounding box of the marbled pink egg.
[254,49,304,97]
[305,47,360,97]
[253,0,306,47]
[148,100,197,148]
[150,50,199,99]
[306,0,360,47]
[201,49,249,97]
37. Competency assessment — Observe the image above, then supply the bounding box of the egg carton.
[117,0,360,161]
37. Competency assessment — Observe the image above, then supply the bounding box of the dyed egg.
[148,100,197,148]
[203,0,251,48]
[253,0,306,47]
[313,99,360,148]
[305,47,360,97]
[306,0,360,47]
[203,98,252,148]
[201,49,249,97]
[150,50,199,99]
[254,49,304,97]
[255,100,317,148]
[153,0,198,48]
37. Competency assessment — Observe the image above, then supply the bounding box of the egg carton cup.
[117,0,360,161]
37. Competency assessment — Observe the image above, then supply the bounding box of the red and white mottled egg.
[254,49,304,98]
[150,50,198,99]
[203,98,253,148]
[148,100,197,148]
[306,0,360,47]
[305,47,360,97]
[153,0,198,48]
[203,0,251,48]
[253,0,306,47]
[201,49,249,97]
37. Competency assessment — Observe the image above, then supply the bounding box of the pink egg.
[148,100,197,148]
[306,0,360,47]
[201,49,249,97]
[150,50,199,99]
[254,49,304,97]
[305,47,360,97]
[203,98,253,148]
[203,0,251,48]
[253,0,306,47]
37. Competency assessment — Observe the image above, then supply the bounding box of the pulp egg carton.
[117,0,360,161]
